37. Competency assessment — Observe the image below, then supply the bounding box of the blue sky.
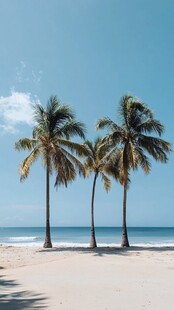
[0,0,173,227]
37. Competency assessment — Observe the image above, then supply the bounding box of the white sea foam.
[56,242,174,248]
[131,242,174,248]
[1,241,174,248]
[8,236,39,242]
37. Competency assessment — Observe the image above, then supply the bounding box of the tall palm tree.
[83,137,112,248]
[15,96,86,248]
[96,95,172,247]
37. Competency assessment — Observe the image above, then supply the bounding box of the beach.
[1,245,174,309]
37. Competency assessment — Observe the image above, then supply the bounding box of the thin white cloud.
[16,61,43,85]
[32,70,43,84]
[16,61,27,83]
[0,90,40,134]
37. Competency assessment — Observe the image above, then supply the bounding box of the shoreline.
[2,242,174,249]
[1,244,174,269]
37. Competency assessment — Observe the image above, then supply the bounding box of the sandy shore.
[0,245,174,309]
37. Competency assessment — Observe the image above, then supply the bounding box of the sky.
[0,0,173,227]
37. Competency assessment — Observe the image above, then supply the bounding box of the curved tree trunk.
[121,182,130,247]
[90,172,98,248]
[44,160,52,248]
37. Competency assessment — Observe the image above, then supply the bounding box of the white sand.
[1,245,174,309]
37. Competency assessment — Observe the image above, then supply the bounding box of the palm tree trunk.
[90,173,98,248]
[121,183,130,247]
[44,160,52,248]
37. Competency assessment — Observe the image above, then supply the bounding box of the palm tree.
[96,95,172,247]
[83,137,112,248]
[15,96,86,248]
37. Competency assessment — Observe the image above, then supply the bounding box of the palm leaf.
[58,147,86,177]
[138,135,172,163]
[51,144,86,186]
[118,95,133,128]
[134,146,151,174]
[20,148,40,181]
[59,121,86,140]
[96,117,121,132]
[100,172,111,192]
[136,118,164,135]
[58,139,88,157]
[15,138,37,151]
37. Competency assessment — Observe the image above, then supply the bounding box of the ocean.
[0,227,174,247]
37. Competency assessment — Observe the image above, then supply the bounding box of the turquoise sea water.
[0,227,174,247]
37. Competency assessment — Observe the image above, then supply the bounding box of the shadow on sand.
[0,274,48,309]
[37,245,174,257]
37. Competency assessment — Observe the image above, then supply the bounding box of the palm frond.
[83,140,94,154]
[33,103,45,124]
[58,147,86,177]
[51,145,86,187]
[138,135,172,163]
[82,136,116,190]
[136,118,164,136]
[100,172,111,192]
[104,150,121,182]
[15,138,37,151]
[118,94,133,128]
[55,160,76,187]
[33,96,77,136]
[59,121,86,140]
[46,96,61,115]
[83,157,95,175]
[60,149,86,177]
[96,117,121,132]
[131,100,153,118]
[51,146,76,187]
[19,148,40,181]
[133,146,151,174]
[32,125,45,138]
[127,141,139,171]
[50,107,75,133]
[58,139,89,157]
